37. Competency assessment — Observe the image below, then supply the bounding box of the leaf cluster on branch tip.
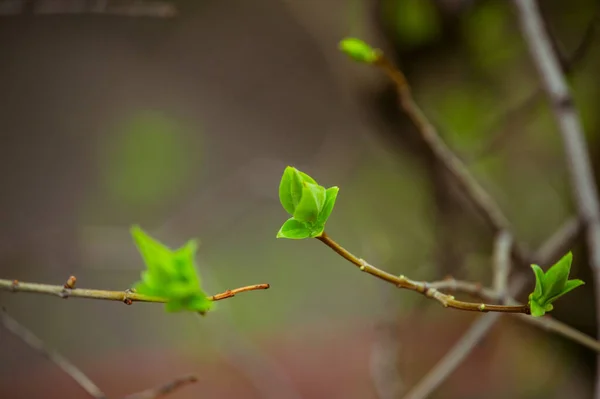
[276,166,339,239]
[529,252,585,317]
[131,226,212,313]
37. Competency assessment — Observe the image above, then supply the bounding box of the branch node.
[478,304,486,312]
[10,280,19,292]
[59,289,70,299]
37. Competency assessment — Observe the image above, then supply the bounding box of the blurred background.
[0,0,599,398]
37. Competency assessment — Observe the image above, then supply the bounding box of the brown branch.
[0,308,106,399]
[0,278,269,305]
[123,375,197,399]
[316,232,529,314]
[513,1,600,396]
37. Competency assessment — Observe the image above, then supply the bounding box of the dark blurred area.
[0,0,599,398]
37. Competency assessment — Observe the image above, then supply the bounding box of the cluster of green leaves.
[130,226,212,313]
[529,252,584,317]
[277,166,339,239]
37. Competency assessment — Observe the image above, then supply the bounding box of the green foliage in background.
[100,111,196,207]
[380,0,440,48]
[529,252,584,317]
[277,166,339,239]
[130,226,212,313]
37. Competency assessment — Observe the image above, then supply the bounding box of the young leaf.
[528,252,585,317]
[530,264,544,300]
[130,226,212,313]
[276,218,312,239]
[279,166,317,216]
[293,183,326,222]
[317,186,339,226]
[339,38,379,63]
[540,252,572,302]
[545,278,585,304]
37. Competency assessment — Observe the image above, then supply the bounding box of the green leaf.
[276,218,312,239]
[130,226,212,313]
[545,279,585,304]
[541,252,572,302]
[317,186,339,226]
[530,264,544,300]
[339,38,378,63]
[279,166,317,216]
[528,252,584,317]
[293,183,326,222]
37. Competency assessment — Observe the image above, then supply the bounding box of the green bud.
[339,37,379,64]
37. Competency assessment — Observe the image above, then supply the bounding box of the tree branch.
[316,232,529,314]
[0,278,269,305]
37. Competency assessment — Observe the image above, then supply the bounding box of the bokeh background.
[0,0,599,398]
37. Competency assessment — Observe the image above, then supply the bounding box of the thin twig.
[513,1,600,397]
[402,312,502,399]
[123,375,198,399]
[0,0,177,17]
[493,231,512,301]
[0,278,269,305]
[402,217,585,399]
[317,232,529,314]
[0,309,106,399]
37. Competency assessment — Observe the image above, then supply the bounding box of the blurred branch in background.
[472,9,599,161]
[513,1,600,398]
[1,308,198,398]
[0,0,176,16]
[122,375,197,399]
[1,308,107,399]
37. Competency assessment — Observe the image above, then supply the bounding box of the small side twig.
[123,375,198,399]
[0,278,269,305]
[0,308,106,399]
[317,232,529,314]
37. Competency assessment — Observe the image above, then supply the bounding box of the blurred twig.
[472,11,599,160]
[492,231,512,301]
[0,0,177,16]
[0,308,107,399]
[370,52,532,271]
[0,278,269,305]
[513,1,600,397]
[123,375,197,399]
